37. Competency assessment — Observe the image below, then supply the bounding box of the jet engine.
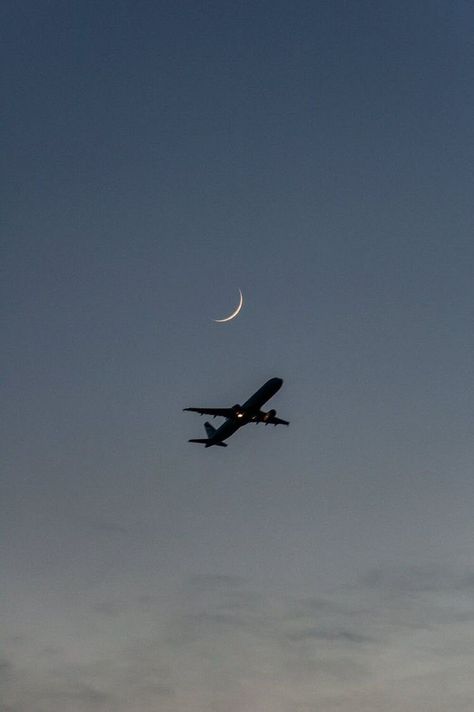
[263,409,276,423]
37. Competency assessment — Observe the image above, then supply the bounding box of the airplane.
[184,377,289,447]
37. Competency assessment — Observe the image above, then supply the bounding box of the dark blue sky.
[3,2,474,710]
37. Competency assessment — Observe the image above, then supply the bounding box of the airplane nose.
[273,377,283,386]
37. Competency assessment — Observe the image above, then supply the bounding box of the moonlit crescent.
[213,289,244,323]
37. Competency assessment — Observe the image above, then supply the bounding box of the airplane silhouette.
[184,377,289,447]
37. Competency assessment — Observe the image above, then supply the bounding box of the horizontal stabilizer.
[188,438,228,448]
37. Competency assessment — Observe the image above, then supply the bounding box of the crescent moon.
[213,289,244,323]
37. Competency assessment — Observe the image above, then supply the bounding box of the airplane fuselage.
[241,377,282,412]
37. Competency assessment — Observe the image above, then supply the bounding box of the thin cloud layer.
[3,566,474,711]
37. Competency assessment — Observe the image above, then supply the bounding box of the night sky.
[2,2,474,710]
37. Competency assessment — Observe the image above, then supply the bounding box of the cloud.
[185,574,247,594]
[92,600,128,618]
[0,658,13,674]
[285,627,375,644]
[361,563,474,594]
[3,566,474,711]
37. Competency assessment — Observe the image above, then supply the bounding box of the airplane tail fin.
[204,421,217,438]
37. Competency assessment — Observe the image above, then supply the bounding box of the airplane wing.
[267,416,289,426]
[183,407,234,418]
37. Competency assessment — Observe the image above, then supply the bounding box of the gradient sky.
[2,1,474,710]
